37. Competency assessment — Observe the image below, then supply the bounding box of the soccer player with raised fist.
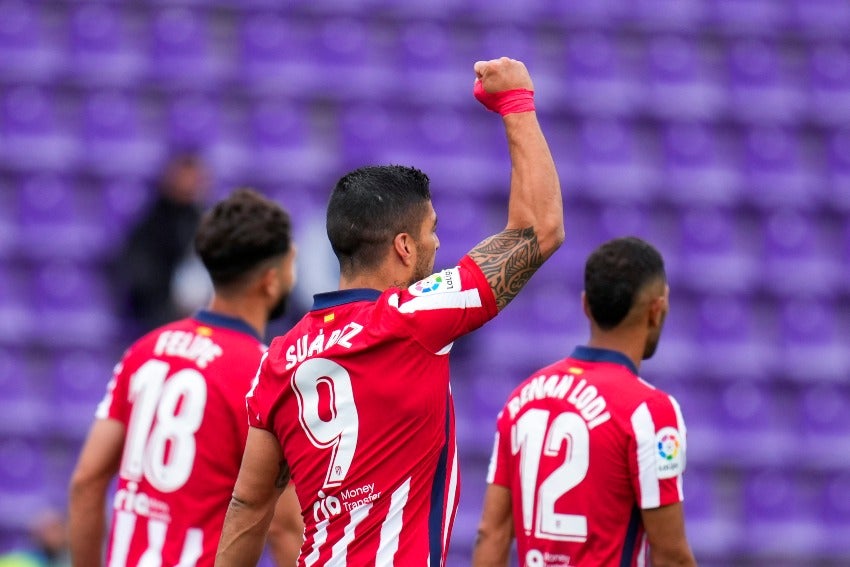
[215,57,565,567]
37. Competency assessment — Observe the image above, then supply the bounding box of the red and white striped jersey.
[96,311,267,567]
[247,256,498,567]
[488,346,687,567]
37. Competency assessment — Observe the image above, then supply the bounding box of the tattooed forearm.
[468,227,544,311]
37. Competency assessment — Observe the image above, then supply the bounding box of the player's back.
[248,259,499,566]
[99,312,265,567]
[488,346,687,567]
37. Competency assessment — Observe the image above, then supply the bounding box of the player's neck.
[207,295,267,339]
[585,332,644,372]
[339,265,408,292]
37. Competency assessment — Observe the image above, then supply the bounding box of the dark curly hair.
[195,188,292,288]
[326,165,431,276]
[584,237,666,330]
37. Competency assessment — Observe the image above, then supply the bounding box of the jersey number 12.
[512,409,590,542]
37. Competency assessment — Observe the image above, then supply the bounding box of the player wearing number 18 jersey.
[473,238,697,567]
[217,57,565,567]
[69,190,302,567]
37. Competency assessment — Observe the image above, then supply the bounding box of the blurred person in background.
[0,509,70,567]
[114,150,212,336]
[69,189,303,567]
[473,237,696,567]
[216,57,564,567]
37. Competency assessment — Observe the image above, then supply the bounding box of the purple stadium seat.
[51,349,115,439]
[101,178,154,241]
[677,208,758,294]
[798,384,850,469]
[740,470,820,556]
[682,469,739,557]
[641,295,698,382]
[819,472,850,555]
[716,383,791,467]
[148,7,223,88]
[693,295,774,381]
[0,348,46,436]
[761,210,842,298]
[537,0,629,26]
[562,32,640,116]
[807,43,850,125]
[577,118,658,203]
[778,299,849,383]
[659,122,741,205]
[0,181,17,259]
[631,0,705,30]
[644,36,726,120]
[1,87,78,172]
[740,126,821,210]
[0,440,49,530]
[248,100,336,185]
[790,0,850,36]
[825,129,850,212]
[0,268,33,346]
[237,14,324,96]
[30,262,118,348]
[341,104,503,196]
[16,175,108,261]
[707,0,788,33]
[725,39,805,124]
[0,0,59,82]
[67,3,145,86]
[81,90,163,177]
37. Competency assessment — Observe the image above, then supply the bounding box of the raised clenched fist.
[473,57,534,94]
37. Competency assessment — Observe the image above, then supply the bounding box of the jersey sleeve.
[245,350,275,430]
[94,350,133,423]
[628,393,687,509]
[385,255,498,354]
[486,411,513,488]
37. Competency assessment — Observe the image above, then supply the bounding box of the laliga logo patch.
[409,268,459,296]
[655,426,684,479]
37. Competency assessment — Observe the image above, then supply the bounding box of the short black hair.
[195,188,292,288]
[584,237,666,330]
[326,165,431,275]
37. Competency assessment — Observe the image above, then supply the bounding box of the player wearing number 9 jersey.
[69,189,303,567]
[216,57,565,567]
[473,237,697,567]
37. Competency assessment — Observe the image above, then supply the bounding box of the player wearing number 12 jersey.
[216,57,565,567]
[69,190,303,567]
[473,238,697,567]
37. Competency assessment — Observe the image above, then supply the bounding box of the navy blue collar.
[312,289,382,311]
[570,345,640,376]
[193,310,262,342]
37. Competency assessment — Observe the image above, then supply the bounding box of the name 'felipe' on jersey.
[96,311,267,567]
[247,256,498,567]
[488,346,688,567]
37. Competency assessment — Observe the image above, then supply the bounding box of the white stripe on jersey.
[486,431,500,484]
[108,510,135,567]
[96,377,117,419]
[175,528,203,567]
[138,519,166,567]
[327,503,372,567]
[669,395,687,501]
[442,445,459,563]
[630,402,660,509]
[376,478,412,566]
[394,289,483,314]
[304,518,329,567]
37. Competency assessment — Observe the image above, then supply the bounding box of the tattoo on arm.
[468,227,544,311]
[275,460,291,489]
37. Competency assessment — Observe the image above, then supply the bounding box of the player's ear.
[581,291,591,319]
[392,232,414,267]
[648,294,666,329]
[260,263,281,299]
